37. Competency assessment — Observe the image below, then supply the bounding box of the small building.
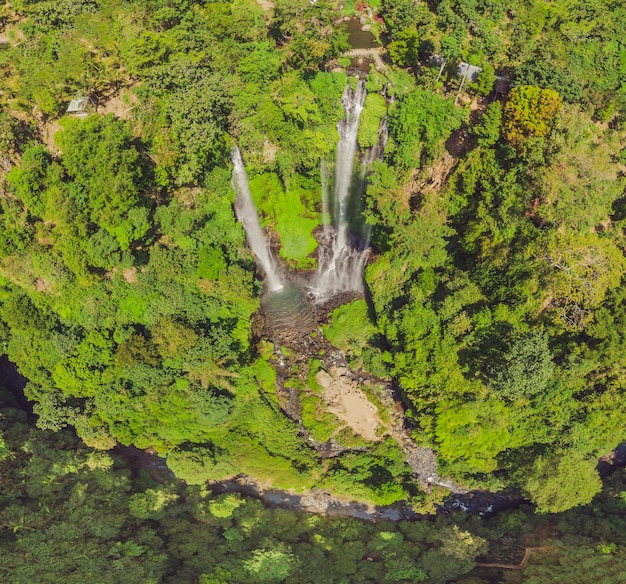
[457,62,482,82]
[66,96,90,118]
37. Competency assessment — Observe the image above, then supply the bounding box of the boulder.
[315,369,333,388]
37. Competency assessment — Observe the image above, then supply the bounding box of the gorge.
[3,1,626,579]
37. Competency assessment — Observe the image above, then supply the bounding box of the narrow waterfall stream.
[315,80,369,298]
[231,146,283,292]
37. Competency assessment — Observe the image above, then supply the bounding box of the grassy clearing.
[300,389,344,443]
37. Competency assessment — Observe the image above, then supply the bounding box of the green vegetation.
[502,85,562,150]
[300,389,342,443]
[1,2,626,571]
[3,385,626,583]
[248,173,319,267]
[358,93,388,149]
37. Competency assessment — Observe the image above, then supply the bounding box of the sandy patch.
[0,22,26,46]
[318,366,381,442]
[96,89,138,119]
[35,277,52,292]
[123,268,138,284]
[256,0,274,11]
[263,138,277,163]
[40,118,62,155]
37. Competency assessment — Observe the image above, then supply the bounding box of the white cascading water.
[315,80,368,298]
[320,158,331,237]
[231,146,283,292]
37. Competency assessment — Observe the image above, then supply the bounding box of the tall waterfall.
[320,159,331,237]
[315,80,368,298]
[231,146,283,292]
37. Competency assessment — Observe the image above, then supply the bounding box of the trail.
[476,547,550,570]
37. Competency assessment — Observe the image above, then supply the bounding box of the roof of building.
[458,62,483,82]
[66,97,89,114]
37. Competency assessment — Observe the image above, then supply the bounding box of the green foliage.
[3,381,626,584]
[167,444,236,484]
[244,545,295,582]
[358,93,387,149]
[381,0,421,37]
[471,63,496,96]
[532,106,625,231]
[248,172,319,268]
[300,390,343,443]
[271,0,349,70]
[503,86,562,151]
[388,28,420,67]
[3,0,626,523]
[6,145,52,217]
[322,299,389,375]
[488,331,554,400]
[121,31,169,75]
[0,393,166,583]
[514,59,583,103]
[323,300,376,354]
[420,525,488,583]
[388,89,464,168]
[522,450,602,513]
[540,232,626,330]
[128,487,179,520]
[209,493,244,519]
[435,399,512,474]
[144,64,231,186]
[471,102,502,146]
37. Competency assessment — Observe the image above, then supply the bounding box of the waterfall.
[314,80,368,298]
[320,159,331,237]
[231,146,283,292]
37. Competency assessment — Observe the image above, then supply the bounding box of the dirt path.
[95,87,138,119]
[476,546,550,570]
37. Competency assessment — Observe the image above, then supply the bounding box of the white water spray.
[315,80,368,297]
[231,146,283,292]
[320,158,331,237]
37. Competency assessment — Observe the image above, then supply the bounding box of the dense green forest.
[1,0,626,575]
[2,385,626,583]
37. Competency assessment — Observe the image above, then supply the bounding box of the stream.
[2,355,626,522]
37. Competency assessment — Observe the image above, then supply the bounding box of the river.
[2,355,624,522]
